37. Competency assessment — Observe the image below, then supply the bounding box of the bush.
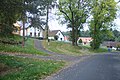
[116,43,120,51]
[78,39,82,44]
[90,40,101,49]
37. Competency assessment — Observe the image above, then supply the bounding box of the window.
[30,32,32,36]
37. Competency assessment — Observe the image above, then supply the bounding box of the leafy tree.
[0,0,23,35]
[43,0,57,41]
[90,0,117,49]
[0,0,47,46]
[59,0,90,46]
[113,29,120,42]
[113,29,120,38]
[80,30,90,37]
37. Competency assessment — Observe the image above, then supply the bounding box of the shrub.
[78,39,82,44]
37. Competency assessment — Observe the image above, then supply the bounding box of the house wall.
[20,29,27,36]
[64,36,70,42]
[48,37,54,40]
[78,37,92,45]
[56,31,64,41]
[20,27,43,38]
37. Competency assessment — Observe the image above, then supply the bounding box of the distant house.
[62,32,70,42]
[64,35,70,42]
[12,21,44,38]
[48,30,64,41]
[102,41,118,48]
[78,37,92,45]
[102,41,120,50]
[13,22,21,35]
[20,27,44,38]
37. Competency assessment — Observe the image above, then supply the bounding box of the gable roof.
[49,30,59,37]
[49,30,65,37]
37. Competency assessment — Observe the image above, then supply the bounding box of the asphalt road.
[47,52,120,80]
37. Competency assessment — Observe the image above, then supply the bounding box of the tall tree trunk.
[75,27,78,46]
[46,5,49,41]
[93,21,97,49]
[71,12,75,46]
[72,23,75,46]
[22,0,25,47]
[22,16,25,47]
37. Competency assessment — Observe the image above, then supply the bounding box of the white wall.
[48,37,54,40]
[20,27,43,38]
[56,31,64,41]
[20,29,27,36]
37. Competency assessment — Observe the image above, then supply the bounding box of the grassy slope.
[0,55,64,80]
[0,34,22,41]
[0,35,47,55]
[42,40,108,56]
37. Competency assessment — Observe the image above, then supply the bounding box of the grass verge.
[81,45,108,53]
[0,39,47,56]
[42,40,108,56]
[0,55,65,80]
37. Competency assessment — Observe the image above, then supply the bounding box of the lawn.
[0,55,65,80]
[42,40,108,56]
[0,34,22,41]
[81,45,108,53]
[0,35,47,55]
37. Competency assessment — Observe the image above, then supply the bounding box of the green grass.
[0,55,65,80]
[81,45,108,53]
[0,38,47,56]
[42,40,108,56]
[42,41,84,56]
[0,34,22,41]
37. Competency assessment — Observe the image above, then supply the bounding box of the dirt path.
[0,39,92,80]
[34,39,90,62]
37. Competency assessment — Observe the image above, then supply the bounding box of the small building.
[78,37,92,45]
[20,27,44,38]
[102,41,118,48]
[102,41,120,50]
[48,30,65,41]
[64,35,70,42]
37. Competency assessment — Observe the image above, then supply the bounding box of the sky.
[49,0,120,32]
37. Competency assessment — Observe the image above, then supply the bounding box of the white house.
[20,27,44,38]
[48,30,65,41]
[13,21,44,38]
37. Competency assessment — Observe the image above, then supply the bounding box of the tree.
[0,0,23,35]
[59,0,90,46]
[90,0,117,49]
[112,29,120,42]
[44,0,57,41]
[0,0,46,46]
[80,30,90,37]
